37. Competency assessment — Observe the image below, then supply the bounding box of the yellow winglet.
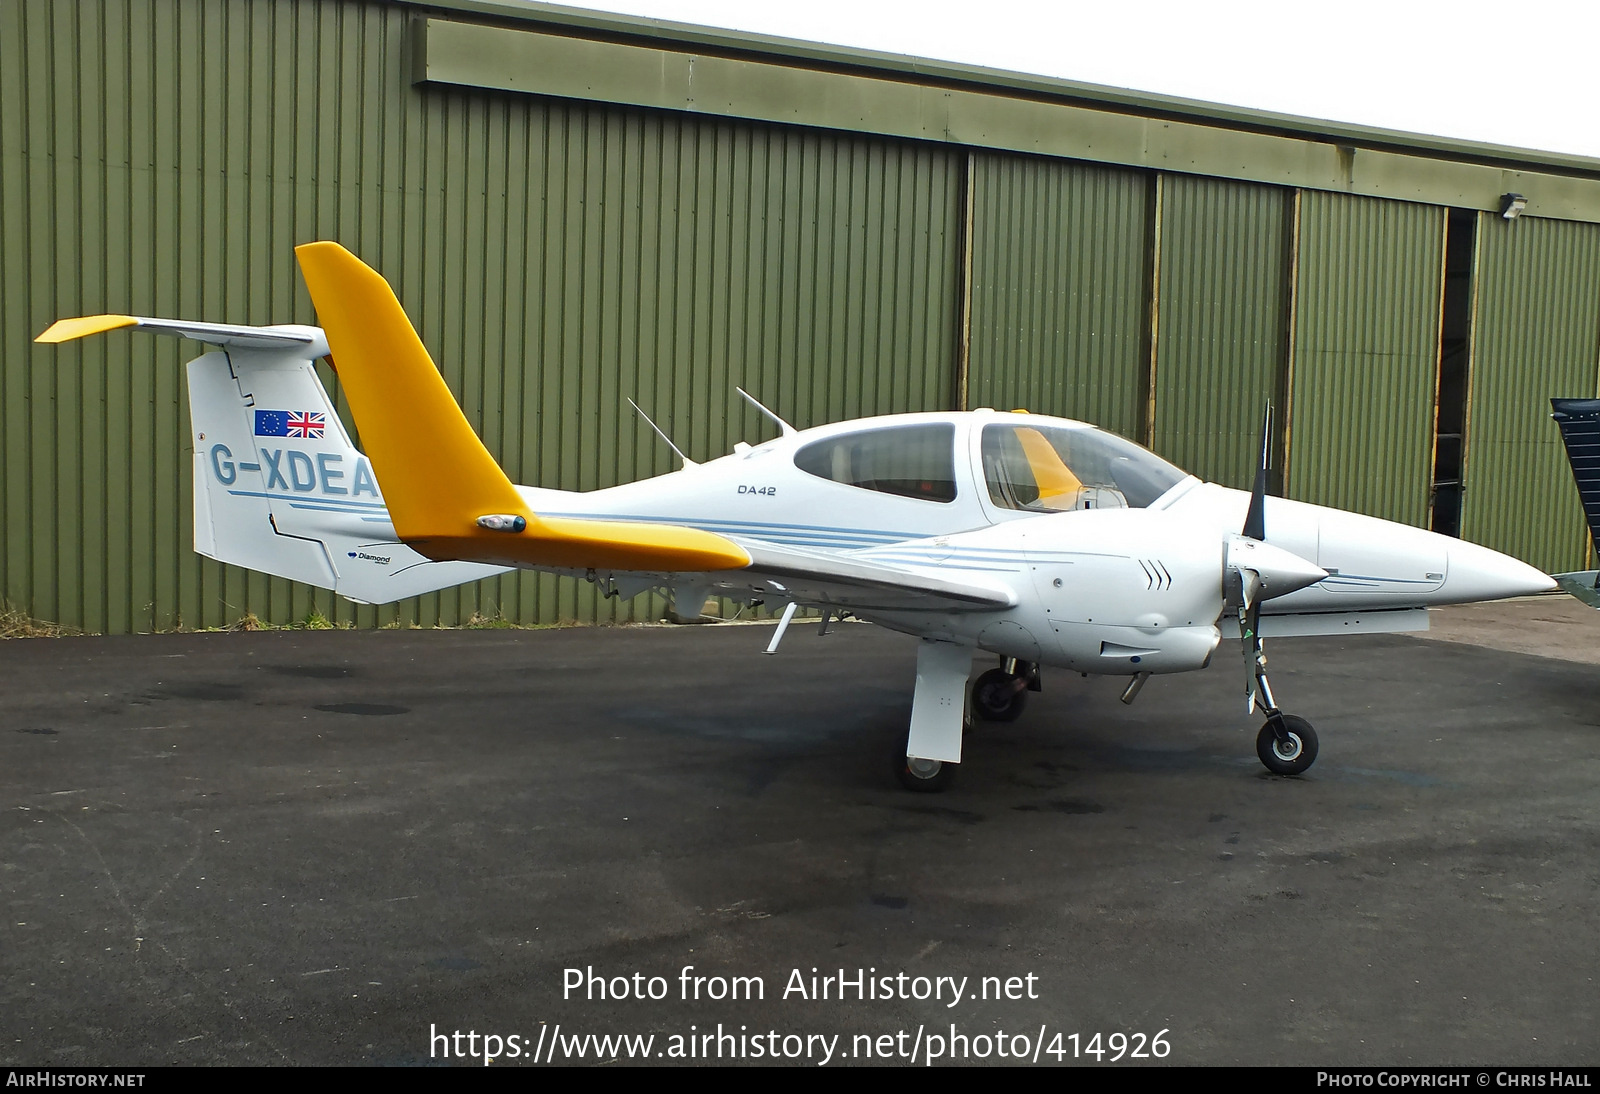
[35,314,138,343]
[293,242,749,573]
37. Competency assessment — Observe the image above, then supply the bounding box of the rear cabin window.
[793,424,958,503]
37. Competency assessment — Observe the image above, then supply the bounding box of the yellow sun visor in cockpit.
[1014,427,1083,504]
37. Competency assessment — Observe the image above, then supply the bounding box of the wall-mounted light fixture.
[1499,193,1528,220]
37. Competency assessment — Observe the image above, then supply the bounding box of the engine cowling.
[1005,509,1238,673]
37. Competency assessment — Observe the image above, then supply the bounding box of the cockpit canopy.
[789,417,1187,511]
[980,422,1186,511]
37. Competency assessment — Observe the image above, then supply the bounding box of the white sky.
[542,0,1600,159]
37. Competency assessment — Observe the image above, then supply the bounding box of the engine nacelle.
[960,508,1232,673]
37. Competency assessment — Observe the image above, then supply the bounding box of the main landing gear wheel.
[895,751,956,793]
[971,668,1029,722]
[894,718,963,793]
[1255,715,1318,776]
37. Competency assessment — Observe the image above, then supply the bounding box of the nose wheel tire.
[971,668,1029,722]
[1255,715,1318,776]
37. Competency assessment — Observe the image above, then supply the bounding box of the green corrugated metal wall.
[1149,175,1290,489]
[7,0,1600,635]
[964,154,1150,439]
[0,0,960,631]
[1460,214,1600,572]
[1285,191,1446,527]
[499,110,962,624]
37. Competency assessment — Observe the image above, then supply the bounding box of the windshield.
[980,423,1186,512]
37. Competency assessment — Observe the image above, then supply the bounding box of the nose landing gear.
[1250,660,1318,777]
[1256,713,1318,776]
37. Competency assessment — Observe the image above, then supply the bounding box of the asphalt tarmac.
[3,600,1599,1067]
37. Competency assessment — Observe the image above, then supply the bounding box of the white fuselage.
[514,410,1552,674]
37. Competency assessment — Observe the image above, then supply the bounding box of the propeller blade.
[1242,400,1273,542]
[1224,398,1316,718]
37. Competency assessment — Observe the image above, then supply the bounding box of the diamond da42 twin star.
[38,242,1554,789]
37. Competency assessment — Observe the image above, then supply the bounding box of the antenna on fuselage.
[736,387,797,437]
[627,398,697,468]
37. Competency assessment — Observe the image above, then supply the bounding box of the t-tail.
[34,315,510,603]
[37,242,753,610]
[1550,397,1600,607]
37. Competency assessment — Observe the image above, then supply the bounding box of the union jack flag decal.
[287,411,325,439]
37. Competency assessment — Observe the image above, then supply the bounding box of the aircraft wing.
[714,537,1018,613]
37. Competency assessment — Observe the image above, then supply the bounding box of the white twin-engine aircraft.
[38,242,1554,790]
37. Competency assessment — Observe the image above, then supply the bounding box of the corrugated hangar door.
[501,109,965,624]
[1148,175,1292,490]
[1285,191,1446,527]
[1459,214,1600,573]
[964,154,1151,440]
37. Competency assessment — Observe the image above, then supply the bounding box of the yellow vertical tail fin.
[292,242,748,572]
[294,241,526,547]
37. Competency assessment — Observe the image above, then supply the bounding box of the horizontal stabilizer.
[37,315,328,355]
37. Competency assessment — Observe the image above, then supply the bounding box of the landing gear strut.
[1230,399,1326,778]
[1250,659,1318,777]
[895,640,973,792]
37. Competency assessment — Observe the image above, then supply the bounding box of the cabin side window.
[793,423,958,503]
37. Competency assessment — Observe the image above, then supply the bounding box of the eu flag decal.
[254,410,325,439]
